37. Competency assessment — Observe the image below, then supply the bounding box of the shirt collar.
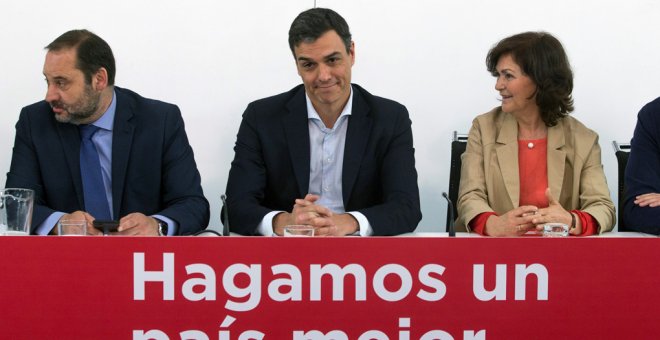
[305,85,354,124]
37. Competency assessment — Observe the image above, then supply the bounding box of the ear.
[349,41,355,66]
[92,67,109,91]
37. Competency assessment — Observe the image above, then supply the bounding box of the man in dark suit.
[6,29,209,236]
[623,97,660,235]
[226,8,421,236]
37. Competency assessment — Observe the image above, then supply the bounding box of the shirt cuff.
[35,212,66,235]
[347,211,372,236]
[152,214,178,236]
[258,211,283,236]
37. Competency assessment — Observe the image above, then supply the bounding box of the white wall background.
[1,0,658,232]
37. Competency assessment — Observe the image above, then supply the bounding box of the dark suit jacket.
[624,97,660,235]
[226,84,421,236]
[6,87,209,235]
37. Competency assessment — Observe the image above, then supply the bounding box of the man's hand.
[115,213,160,236]
[273,194,359,236]
[634,193,660,207]
[56,211,101,235]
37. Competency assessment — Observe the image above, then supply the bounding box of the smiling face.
[493,54,539,117]
[43,48,103,125]
[294,30,355,116]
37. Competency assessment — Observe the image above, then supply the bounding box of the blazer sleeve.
[623,101,660,234]
[5,108,57,231]
[154,106,210,235]
[574,133,615,233]
[355,106,422,235]
[457,118,494,230]
[225,103,275,235]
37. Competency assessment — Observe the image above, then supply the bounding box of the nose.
[317,63,332,82]
[45,84,59,103]
[494,76,505,91]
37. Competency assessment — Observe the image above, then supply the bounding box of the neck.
[84,87,114,125]
[312,97,349,129]
[517,116,547,140]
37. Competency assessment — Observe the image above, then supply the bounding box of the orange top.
[469,138,597,236]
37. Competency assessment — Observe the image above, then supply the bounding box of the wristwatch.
[154,218,168,236]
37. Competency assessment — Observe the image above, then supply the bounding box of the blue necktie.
[79,125,111,220]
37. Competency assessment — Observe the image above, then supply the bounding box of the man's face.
[294,30,355,111]
[43,48,101,125]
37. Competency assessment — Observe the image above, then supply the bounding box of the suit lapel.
[547,121,566,200]
[342,87,372,204]
[57,123,85,207]
[283,87,310,197]
[495,113,520,207]
[110,89,135,218]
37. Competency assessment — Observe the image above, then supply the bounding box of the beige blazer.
[457,107,615,233]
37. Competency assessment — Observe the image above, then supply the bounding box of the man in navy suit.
[6,29,209,235]
[226,8,421,236]
[623,97,660,235]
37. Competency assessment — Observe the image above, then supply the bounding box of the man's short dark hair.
[288,8,352,55]
[46,29,116,86]
[486,31,574,126]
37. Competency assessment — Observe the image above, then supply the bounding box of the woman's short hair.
[486,31,574,126]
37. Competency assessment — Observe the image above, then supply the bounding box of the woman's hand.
[484,205,539,236]
[533,188,582,235]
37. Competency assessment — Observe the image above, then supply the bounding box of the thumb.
[304,193,320,202]
[545,188,559,206]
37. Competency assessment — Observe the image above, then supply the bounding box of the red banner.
[1,236,658,339]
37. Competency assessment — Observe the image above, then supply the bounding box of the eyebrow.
[296,51,342,63]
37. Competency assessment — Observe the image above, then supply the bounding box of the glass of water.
[0,188,34,236]
[283,225,315,237]
[543,222,569,237]
[58,220,88,236]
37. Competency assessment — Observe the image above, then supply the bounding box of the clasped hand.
[485,188,579,236]
[57,211,160,236]
[274,194,358,236]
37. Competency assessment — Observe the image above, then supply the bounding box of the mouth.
[50,102,65,114]
[501,94,512,101]
[316,83,338,89]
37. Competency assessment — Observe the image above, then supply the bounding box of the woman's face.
[493,54,539,117]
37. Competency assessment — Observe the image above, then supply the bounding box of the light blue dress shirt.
[36,90,177,235]
[258,86,373,236]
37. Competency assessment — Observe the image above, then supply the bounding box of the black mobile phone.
[93,220,119,233]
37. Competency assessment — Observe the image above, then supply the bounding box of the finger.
[635,197,660,207]
[521,210,540,217]
[517,205,539,215]
[308,216,335,229]
[304,194,320,202]
[517,214,537,226]
[636,193,660,200]
[294,198,315,207]
[513,224,531,235]
[117,218,139,232]
[314,225,337,237]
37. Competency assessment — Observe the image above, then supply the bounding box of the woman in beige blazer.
[457,32,615,236]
